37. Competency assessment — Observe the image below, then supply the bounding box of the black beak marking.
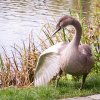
[52,27,61,36]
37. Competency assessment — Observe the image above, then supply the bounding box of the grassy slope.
[0,71,100,100]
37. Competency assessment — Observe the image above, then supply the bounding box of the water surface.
[0,0,95,52]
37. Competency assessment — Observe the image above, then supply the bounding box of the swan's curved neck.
[70,19,82,48]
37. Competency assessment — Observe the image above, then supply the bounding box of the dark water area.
[0,0,96,52]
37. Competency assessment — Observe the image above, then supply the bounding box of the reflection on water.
[0,0,95,51]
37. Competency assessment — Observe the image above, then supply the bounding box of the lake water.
[0,0,95,52]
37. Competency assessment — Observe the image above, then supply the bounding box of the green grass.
[0,71,100,100]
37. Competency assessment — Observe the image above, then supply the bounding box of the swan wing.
[79,44,94,68]
[34,52,60,86]
[79,44,92,56]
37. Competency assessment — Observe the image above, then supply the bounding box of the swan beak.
[52,27,61,36]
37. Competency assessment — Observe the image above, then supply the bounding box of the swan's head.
[53,15,75,35]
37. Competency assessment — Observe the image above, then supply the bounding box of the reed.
[0,34,39,88]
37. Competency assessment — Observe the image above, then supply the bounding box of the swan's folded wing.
[34,52,60,86]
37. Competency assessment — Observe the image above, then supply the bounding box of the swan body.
[34,15,94,89]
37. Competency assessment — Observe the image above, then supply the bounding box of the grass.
[0,71,100,100]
